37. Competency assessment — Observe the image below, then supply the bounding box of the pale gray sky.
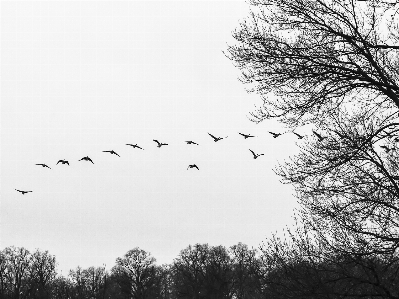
[1,0,301,274]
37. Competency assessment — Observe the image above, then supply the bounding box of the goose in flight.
[126,143,144,150]
[269,132,282,138]
[293,132,304,139]
[15,189,32,195]
[208,133,228,142]
[185,141,199,145]
[79,156,94,164]
[249,149,264,159]
[153,140,168,148]
[312,131,326,142]
[103,150,120,157]
[239,133,255,139]
[187,164,199,170]
[57,160,69,165]
[36,163,51,169]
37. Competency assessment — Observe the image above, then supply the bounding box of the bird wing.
[15,189,22,192]
[103,150,111,153]
[57,160,61,164]
[153,140,160,145]
[249,149,256,157]
[208,133,217,140]
[194,165,199,170]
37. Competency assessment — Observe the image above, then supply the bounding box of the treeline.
[1,241,399,299]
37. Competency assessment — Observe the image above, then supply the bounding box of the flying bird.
[269,131,282,138]
[293,132,304,139]
[187,164,199,170]
[249,149,264,159]
[79,156,94,164]
[153,140,168,148]
[36,163,51,169]
[313,131,326,142]
[239,132,255,139]
[103,150,120,157]
[15,189,32,195]
[185,141,199,145]
[57,160,69,165]
[126,143,144,150]
[208,133,228,142]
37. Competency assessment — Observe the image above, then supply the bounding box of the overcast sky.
[1,0,303,274]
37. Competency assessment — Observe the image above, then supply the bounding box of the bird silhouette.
[57,160,69,165]
[313,131,326,142]
[126,143,144,150]
[208,133,228,142]
[187,164,199,170]
[36,163,51,169]
[185,141,199,145]
[15,189,32,195]
[249,149,264,159]
[239,132,255,139]
[79,156,94,164]
[269,131,282,138]
[103,150,120,157]
[293,132,304,139]
[153,140,168,147]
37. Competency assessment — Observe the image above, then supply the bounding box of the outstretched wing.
[249,149,256,158]
[208,133,217,140]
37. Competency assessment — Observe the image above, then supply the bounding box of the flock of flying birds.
[14,130,314,195]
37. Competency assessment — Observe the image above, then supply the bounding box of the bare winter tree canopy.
[226,0,399,127]
[226,0,399,259]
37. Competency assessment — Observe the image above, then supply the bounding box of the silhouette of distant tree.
[229,243,263,299]
[259,220,399,299]
[2,246,31,299]
[111,247,161,299]
[173,243,263,299]
[50,276,73,299]
[27,249,57,299]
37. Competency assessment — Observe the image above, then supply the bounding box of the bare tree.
[229,243,263,299]
[258,220,399,299]
[111,247,160,299]
[225,0,399,128]
[27,249,57,299]
[1,246,31,299]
